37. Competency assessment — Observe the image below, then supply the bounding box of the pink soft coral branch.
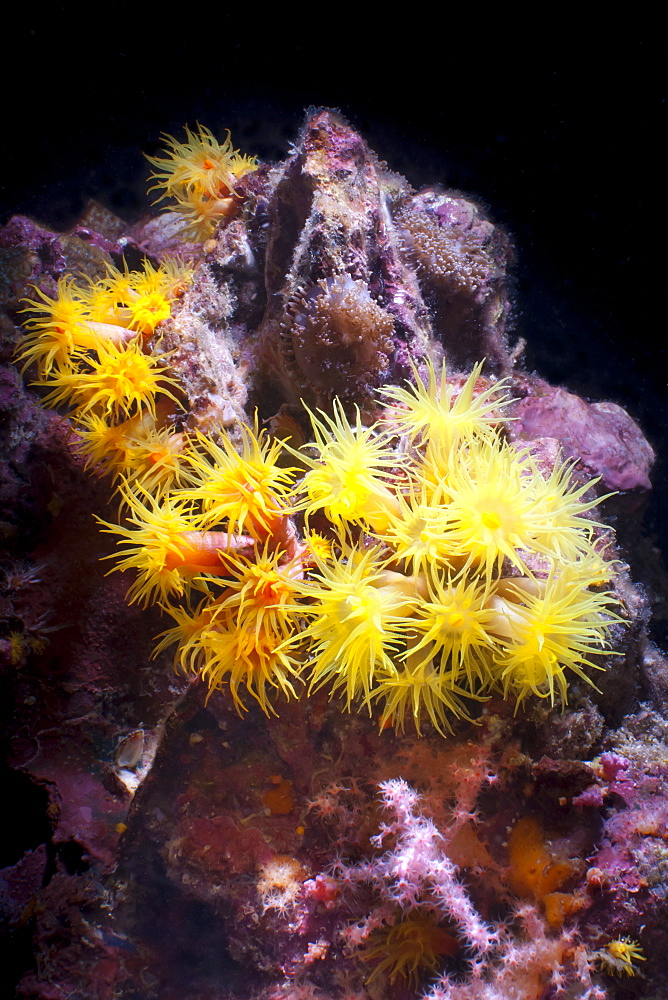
[374,779,497,953]
[333,779,607,1000]
[337,778,495,955]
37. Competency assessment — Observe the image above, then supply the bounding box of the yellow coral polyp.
[98,485,244,607]
[155,590,300,714]
[292,544,418,710]
[197,620,300,714]
[19,260,192,382]
[183,423,297,539]
[124,290,172,335]
[15,211,625,729]
[597,937,646,977]
[379,358,511,450]
[441,438,602,583]
[74,411,192,493]
[74,411,141,474]
[146,124,258,240]
[372,484,458,576]
[39,339,180,421]
[147,125,247,200]
[304,531,334,563]
[18,277,112,376]
[487,572,621,707]
[527,456,607,560]
[204,546,301,640]
[372,660,477,736]
[410,572,497,687]
[168,190,239,241]
[83,258,192,335]
[160,589,301,714]
[121,424,193,494]
[296,399,401,531]
[443,440,548,579]
[152,597,223,673]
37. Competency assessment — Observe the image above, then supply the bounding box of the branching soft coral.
[334,778,495,981]
[423,903,606,1000]
[326,780,605,999]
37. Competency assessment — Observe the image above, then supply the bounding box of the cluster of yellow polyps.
[19,259,197,494]
[29,342,619,732]
[146,124,258,240]
[15,129,623,732]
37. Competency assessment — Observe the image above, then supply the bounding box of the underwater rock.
[509,378,654,492]
[0,109,666,1000]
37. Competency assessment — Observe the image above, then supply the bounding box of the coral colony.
[2,111,666,999]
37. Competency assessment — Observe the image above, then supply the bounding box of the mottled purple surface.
[509,379,654,491]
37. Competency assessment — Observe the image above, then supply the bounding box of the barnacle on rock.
[393,190,512,367]
[397,201,493,296]
[282,275,394,402]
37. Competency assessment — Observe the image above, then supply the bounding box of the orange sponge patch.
[507,815,579,924]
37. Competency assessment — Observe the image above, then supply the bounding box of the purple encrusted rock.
[508,377,654,491]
